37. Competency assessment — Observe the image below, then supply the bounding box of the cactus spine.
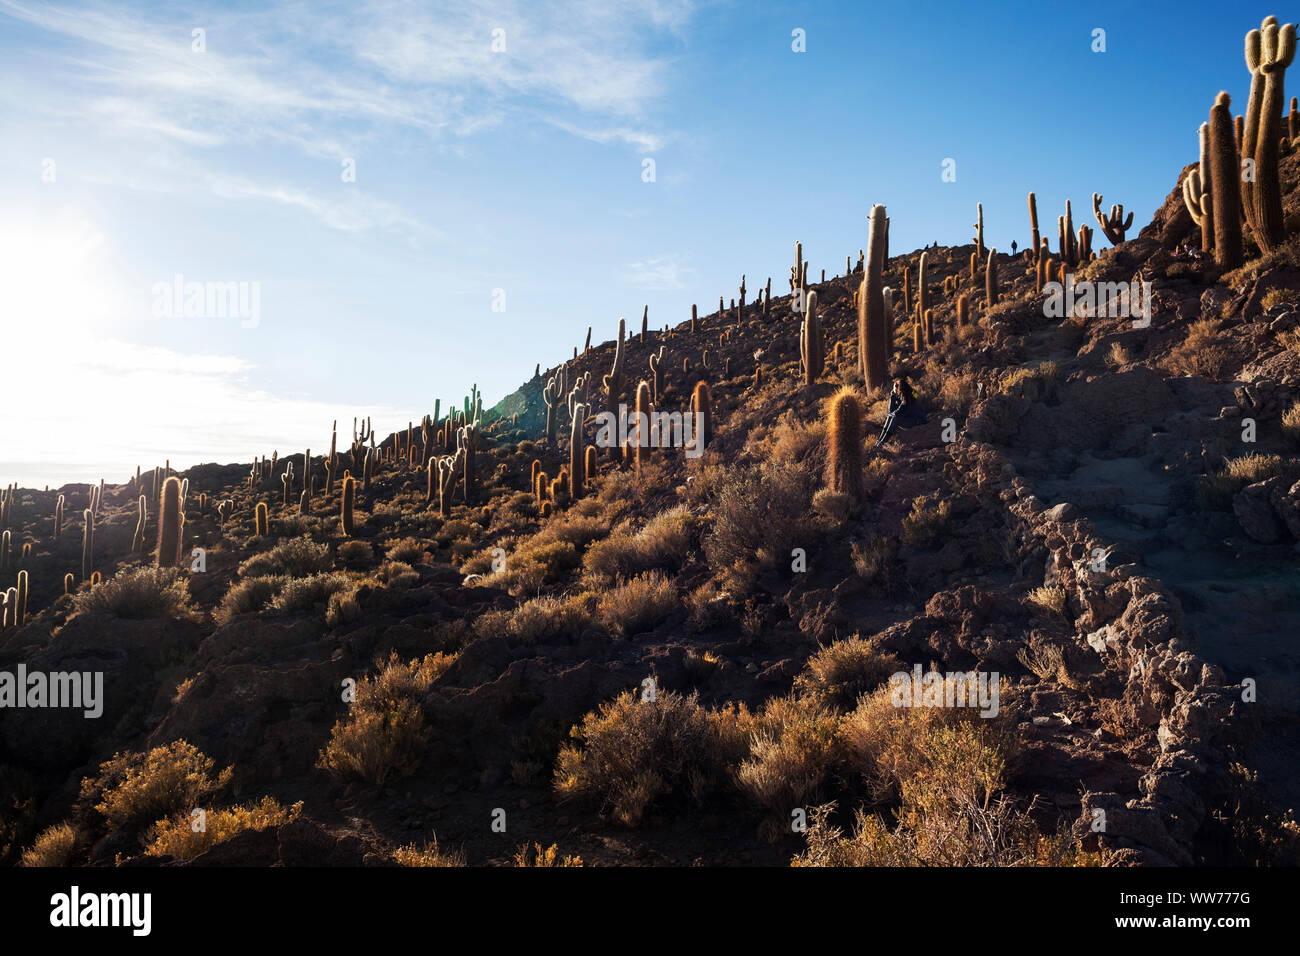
[858,204,889,392]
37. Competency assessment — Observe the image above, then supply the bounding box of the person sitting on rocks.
[873,374,926,448]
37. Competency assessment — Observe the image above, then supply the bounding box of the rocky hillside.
[5,28,1300,868]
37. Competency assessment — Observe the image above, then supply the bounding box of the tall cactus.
[1210,91,1245,269]
[1252,18,1296,251]
[974,203,985,257]
[341,474,356,535]
[826,387,864,503]
[81,508,93,581]
[691,380,713,452]
[985,249,999,308]
[1028,192,1041,262]
[858,204,889,392]
[634,381,652,476]
[570,402,587,499]
[156,477,182,567]
[604,318,627,461]
[800,290,824,385]
[131,494,147,553]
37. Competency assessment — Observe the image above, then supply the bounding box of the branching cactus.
[1092,193,1134,245]
[858,204,889,392]
[648,347,665,402]
[604,318,627,460]
[1252,18,1296,250]
[543,377,559,449]
[800,289,824,385]
[634,381,652,476]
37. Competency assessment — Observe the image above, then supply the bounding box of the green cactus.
[1252,18,1296,250]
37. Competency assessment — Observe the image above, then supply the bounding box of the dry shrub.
[704,461,814,581]
[238,536,331,578]
[735,695,841,837]
[82,741,232,831]
[215,575,287,623]
[1164,318,1234,379]
[393,836,466,867]
[596,571,678,638]
[71,567,197,621]
[793,635,901,710]
[386,537,427,564]
[850,534,894,585]
[901,494,952,547]
[270,572,353,615]
[19,823,80,867]
[513,842,583,867]
[317,652,453,785]
[582,505,692,584]
[144,797,302,861]
[1198,452,1290,509]
[554,690,749,827]
[1283,401,1300,448]
[798,704,1090,866]
[475,593,593,644]
[1024,585,1068,617]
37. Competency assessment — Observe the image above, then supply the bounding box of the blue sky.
[0,0,1284,486]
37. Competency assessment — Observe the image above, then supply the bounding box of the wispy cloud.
[624,253,690,291]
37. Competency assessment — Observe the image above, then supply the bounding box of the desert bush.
[19,823,79,867]
[793,635,901,710]
[393,837,466,866]
[850,535,894,585]
[554,690,749,826]
[238,536,331,578]
[1164,319,1234,379]
[1000,361,1059,402]
[1024,585,1068,617]
[374,560,419,590]
[1198,452,1291,509]
[71,567,196,620]
[317,652,451,786]
[385,537,428,564]
[704,461,815,580]
[901,495,952,547]
[144,797,302,861]
[269,572,353,615]
[214,574,288,623]
[1282,401,1300,449]
[475,593,593,644]
[582,506,692,583]
[336,539,374,567]
[82,741,232,832]
[596,571,678,637]
[735,695,841,837]
[513,842,583,867]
